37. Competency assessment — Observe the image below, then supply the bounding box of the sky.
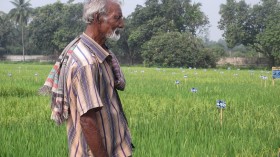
[0,0,260,41]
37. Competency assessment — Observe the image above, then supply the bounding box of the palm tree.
[9,0,32,61]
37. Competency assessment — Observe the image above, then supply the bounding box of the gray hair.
[83,0,122,24]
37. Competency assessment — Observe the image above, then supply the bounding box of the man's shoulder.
[71,41,97,67]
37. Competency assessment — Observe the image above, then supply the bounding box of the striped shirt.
[64,33,132,157]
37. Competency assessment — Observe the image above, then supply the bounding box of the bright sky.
[0,0,260,41]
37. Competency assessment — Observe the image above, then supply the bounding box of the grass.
[0,62,279,157]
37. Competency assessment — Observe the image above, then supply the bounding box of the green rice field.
[0,62,279,157]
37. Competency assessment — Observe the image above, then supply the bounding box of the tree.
[29,2,84,55]
[205,40,228,57]
[113,0,209,65]
[219,0,280,66]
[51,2,84,52]
[0,12,13,55]
[9,0,32,61]
[124,2,164,64]
[254,0,280,66]
[141,32,217,68]
[218,0,250,48]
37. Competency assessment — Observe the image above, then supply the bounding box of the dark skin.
[84,1,124,47]
[80,108,108,157]
[80,1,124,157]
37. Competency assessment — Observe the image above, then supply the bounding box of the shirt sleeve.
[72,64,103,116]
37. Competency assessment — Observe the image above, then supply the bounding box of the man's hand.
[80,108,109,157]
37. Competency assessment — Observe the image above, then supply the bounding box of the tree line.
[0,0,279,67]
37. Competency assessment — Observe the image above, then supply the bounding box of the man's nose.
[119,17,125,28]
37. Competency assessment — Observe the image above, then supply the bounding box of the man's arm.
[80,108,109,157]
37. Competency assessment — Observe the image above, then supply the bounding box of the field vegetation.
[0,63,279,157]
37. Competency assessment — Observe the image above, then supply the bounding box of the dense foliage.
[108,0,211,66]
[1,0,212,67]
[0,0,279,67]
[29,2,84,55]
[219,0,280,66]
[142,32,218,68]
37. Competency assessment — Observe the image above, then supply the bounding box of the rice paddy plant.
[0,63,279,157]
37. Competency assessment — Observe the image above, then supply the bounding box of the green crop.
[0,63,279,157]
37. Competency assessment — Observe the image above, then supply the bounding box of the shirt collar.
[80,33,110,63]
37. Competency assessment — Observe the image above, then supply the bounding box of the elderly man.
[40,0,133,157]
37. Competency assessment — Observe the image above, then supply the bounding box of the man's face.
[100,2,124,41]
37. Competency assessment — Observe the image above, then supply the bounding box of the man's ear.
[94,13,101,23]
[96,13,108,24]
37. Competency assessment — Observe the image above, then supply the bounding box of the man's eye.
[114,16,122,20]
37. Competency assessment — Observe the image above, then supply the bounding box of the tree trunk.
[129,51,133,66]
[21,24,25,62]
[269,55,275,67]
